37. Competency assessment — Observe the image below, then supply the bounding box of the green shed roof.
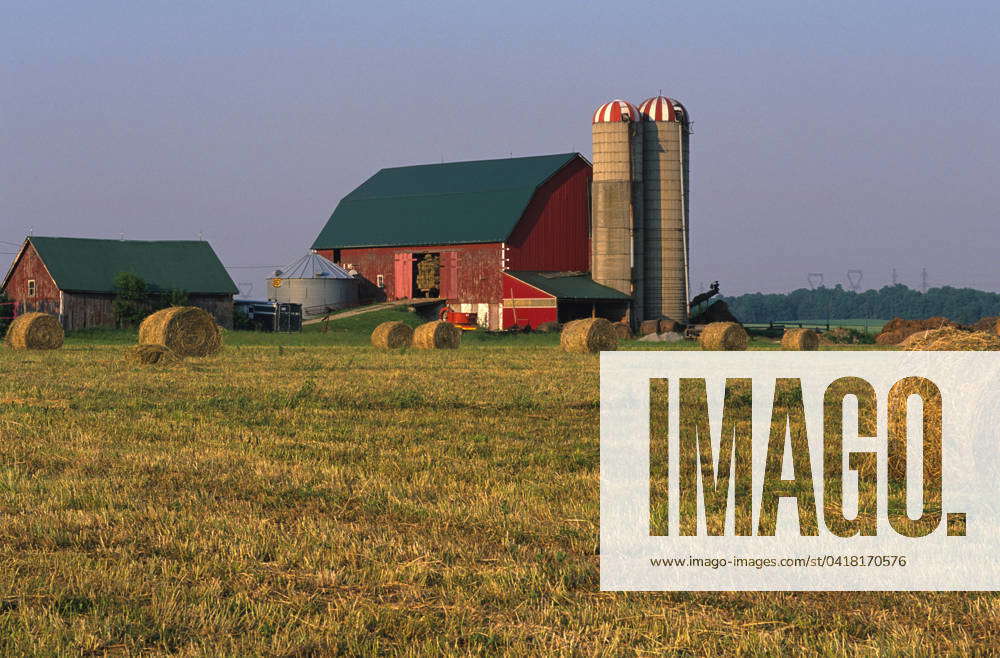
[507,271,630,301]
[7,237,238,295]
[312,153,584,249]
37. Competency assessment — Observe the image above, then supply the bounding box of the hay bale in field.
[535,321,562,333]
[876,316,958,345]
[126,344,179,365]
[781,328,819,351]
[138,306,221,357]
[658,317,682,334]
[371,321,413,349]
[898,329,935,348]
[967,316,1000,333]
[413,320,461,349]
[3,312,63,350]
[612,322,632,340]
[639,319,660,336]
[560,318,617,353]
[875,330,905,346]
[903,327,1000,351]
[699,322,748,351]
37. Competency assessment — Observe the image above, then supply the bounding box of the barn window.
[27,279,36,297]
[376,274,385,288]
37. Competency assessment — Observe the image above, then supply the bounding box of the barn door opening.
[413,253,440,298]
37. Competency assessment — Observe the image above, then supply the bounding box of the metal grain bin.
[268,252,359,319]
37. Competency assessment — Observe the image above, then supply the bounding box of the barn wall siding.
[60,293,233,331]
[3,243,60,314]
[324,243,504,304]
[61,293,113,331]
[506,158,591,272]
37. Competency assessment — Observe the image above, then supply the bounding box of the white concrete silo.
[637,95,690,323]
[591,99,644,323]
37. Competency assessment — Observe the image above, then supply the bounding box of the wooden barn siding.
[505,158,591,272]
[61,293,233,331]
[3,243,60,312]
[61,293,114,330]
[323,243,504,304]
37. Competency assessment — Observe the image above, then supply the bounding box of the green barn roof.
[4,237,238,295]
[312,153,585,249]
[507,271,630,301]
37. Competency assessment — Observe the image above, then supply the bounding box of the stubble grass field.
[0,311,994,655]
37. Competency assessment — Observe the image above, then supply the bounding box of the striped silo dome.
[592,99,639,124]
[638,96,688,123]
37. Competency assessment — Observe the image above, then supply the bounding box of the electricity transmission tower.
[807,273,824,289]
[847,269,863,292]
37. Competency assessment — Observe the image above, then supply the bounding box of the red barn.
[312,153,629,329]
[1,237,238,330]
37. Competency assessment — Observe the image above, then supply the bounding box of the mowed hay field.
[0,315,995,655]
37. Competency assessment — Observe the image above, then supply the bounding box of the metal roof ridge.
[342,185,540,203]
[372,152,578,172]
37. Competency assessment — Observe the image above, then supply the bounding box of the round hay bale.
[3,312,63,350]
[126,344,179,365]
[138,306,221,357]
[612,321,632,340]
[560,318,617,353]
[639,319,659,336]
[699,322,748,351]
[781,328,819,351]
[658,317,682,334]
[413,320,461,349]
[371,321,413,349]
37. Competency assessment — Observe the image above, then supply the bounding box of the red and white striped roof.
[592,99,639,124]
[638,96,688,123]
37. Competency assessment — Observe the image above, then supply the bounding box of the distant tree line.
[722,284,1000,325]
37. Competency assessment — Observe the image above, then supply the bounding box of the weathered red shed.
[1,237,237,330]
[312,153,628,329]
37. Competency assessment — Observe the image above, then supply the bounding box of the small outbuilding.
[501,271,631,327]
[1,236,238,330]
[268,251,358,319]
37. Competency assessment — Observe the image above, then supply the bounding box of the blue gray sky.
[3,1,998,297]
